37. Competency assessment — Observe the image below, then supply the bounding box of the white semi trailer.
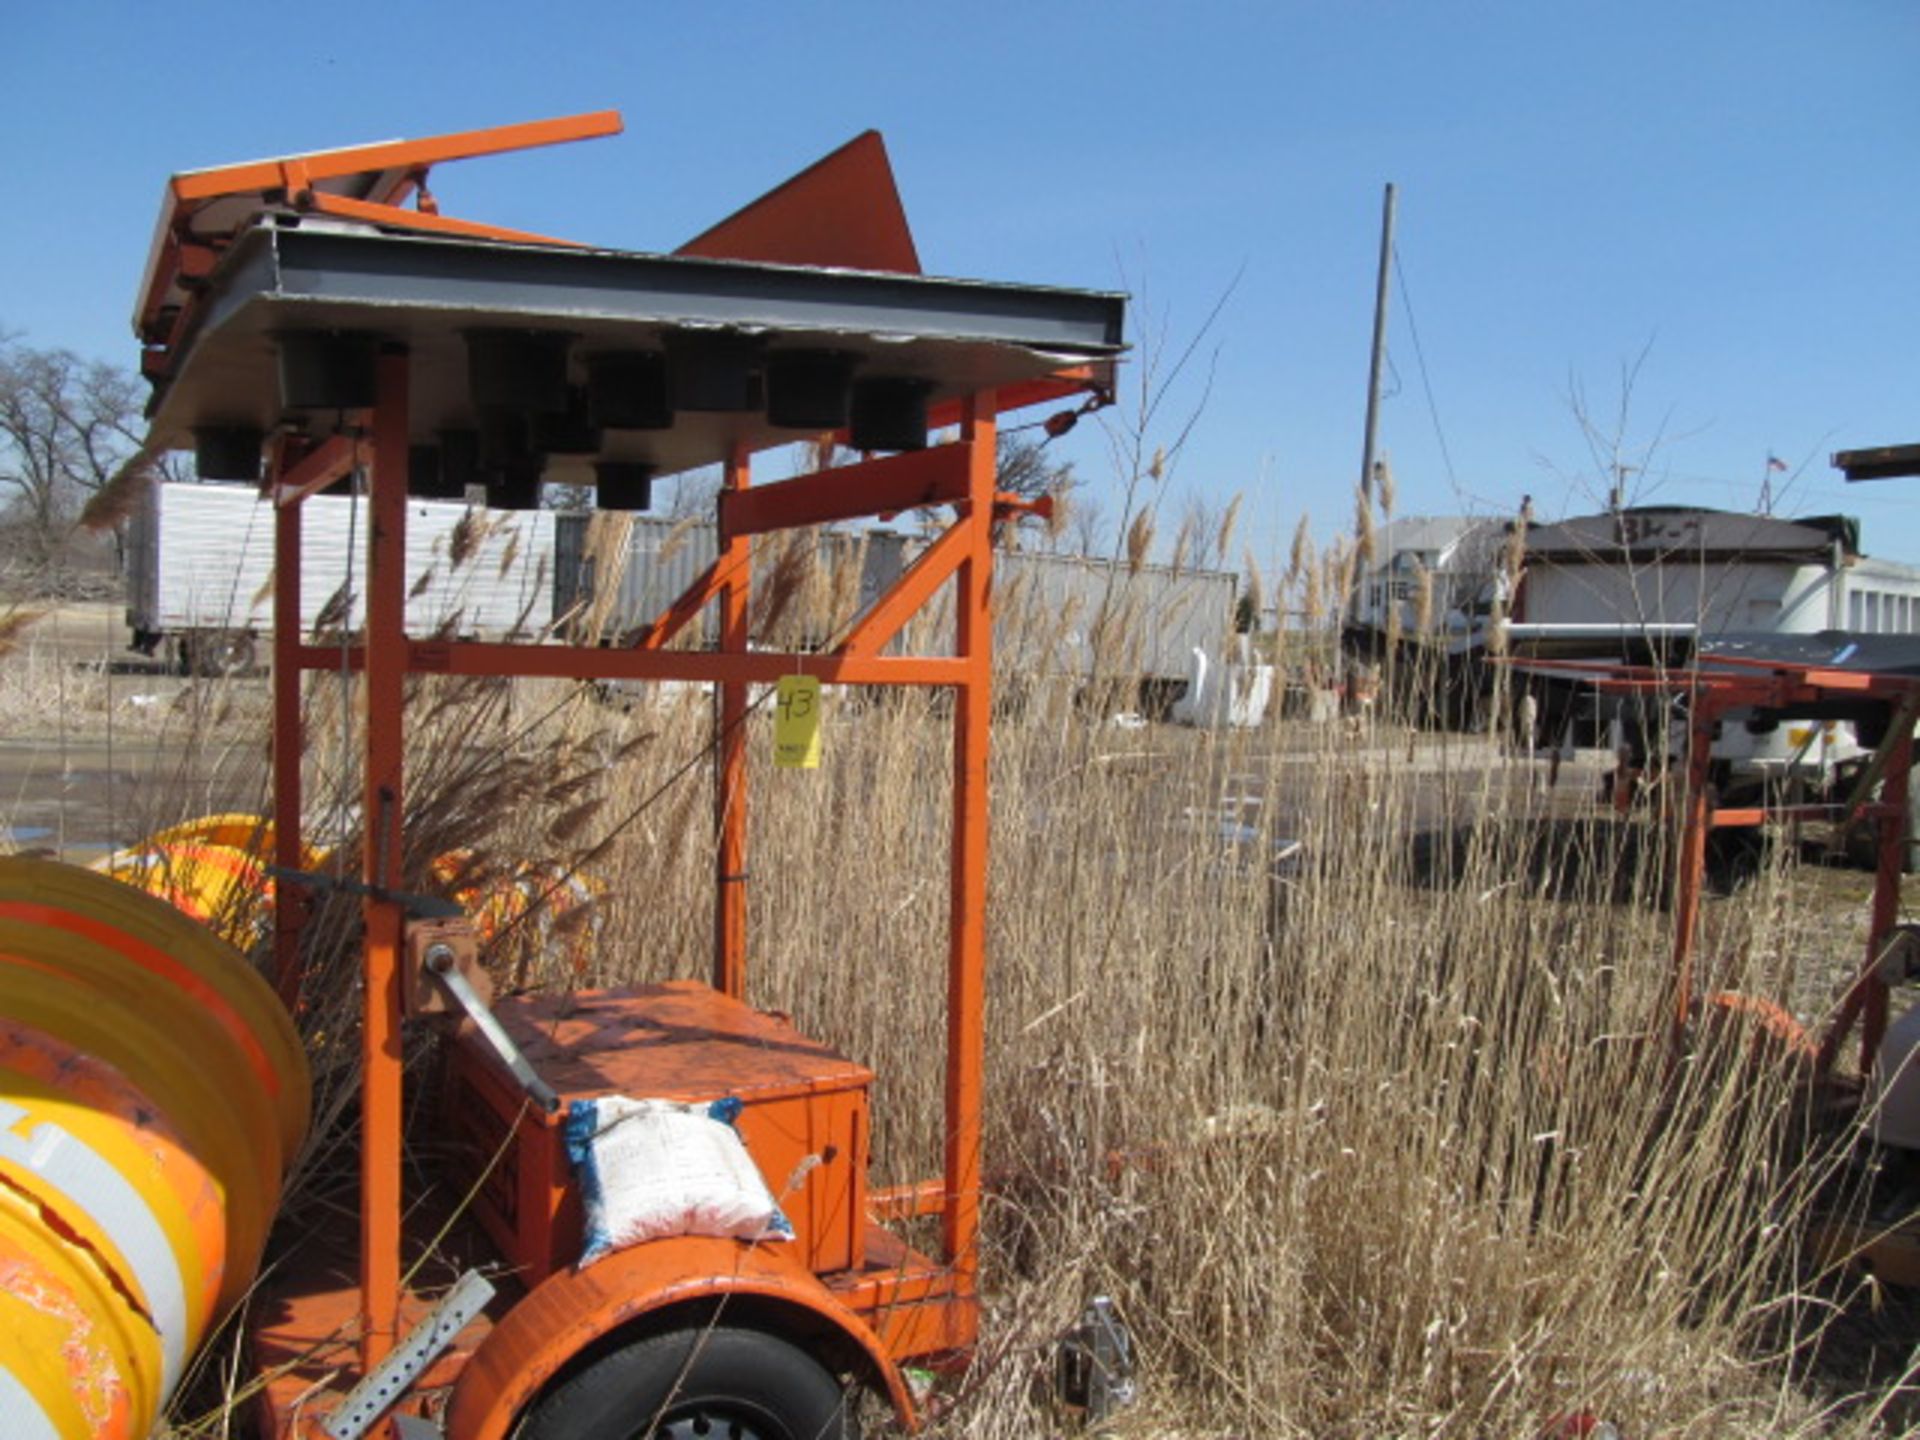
[125,479,556,673]
[552,514,1242,711]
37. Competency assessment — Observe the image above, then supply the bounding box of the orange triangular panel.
[677,131,921,275]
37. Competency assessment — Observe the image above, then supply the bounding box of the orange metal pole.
[168,110,625,203]
[1669,703,1713,1051]
[272,465,306,1004]
[290,640,972,687]
[943,390,995,1282]
[714,444,751,1000]
[360,346,410,1370]
[302,191,591,250]
[1862,728,1912,1072]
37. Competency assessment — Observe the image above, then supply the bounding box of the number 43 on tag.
[774,675,822,769]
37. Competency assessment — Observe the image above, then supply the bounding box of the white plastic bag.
[565,1096,792,1265]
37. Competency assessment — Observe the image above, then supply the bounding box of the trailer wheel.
[519,1324,861,1440]
[185,630,256,677]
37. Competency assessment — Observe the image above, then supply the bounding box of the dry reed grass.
[7,563,1914,1437]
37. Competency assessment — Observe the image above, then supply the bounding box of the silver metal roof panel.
[148,219,1126,479]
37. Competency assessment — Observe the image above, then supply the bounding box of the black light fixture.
[465,330,575,414]
[476,407,535,468]
[765,351,857,429]
[275,331,380,411]
[849,377,934,453]
[594,461,654,512]
[193,426,265,482]
[485,459,544,512]
[532,386,603,456]
[408,443,472,501]
[438,429,482,497]
[585,351,673,430]
[666,330,762,413]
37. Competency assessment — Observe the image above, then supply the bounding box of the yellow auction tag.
[774,674,822,769]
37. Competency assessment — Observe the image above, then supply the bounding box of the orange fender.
[1701,990,1816,1063]
[446,1235,915,1439]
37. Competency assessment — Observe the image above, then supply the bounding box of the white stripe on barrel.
[0,1100,188,1396]
[0,1363,63,1440]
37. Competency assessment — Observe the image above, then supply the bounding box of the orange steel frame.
[1540,655,1920,1073]
[266,369,1033,1423]
[136,111,623,386]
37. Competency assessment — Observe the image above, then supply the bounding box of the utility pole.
[1350,182,1397,719]
[1359,182,1397,508]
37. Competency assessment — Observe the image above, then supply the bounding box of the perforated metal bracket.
[321,1269,496,1440]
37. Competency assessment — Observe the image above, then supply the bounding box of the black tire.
[519,1324,861,1440]
[185,629,255,677]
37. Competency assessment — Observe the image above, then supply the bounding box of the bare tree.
[995,432,1076,503]
[1065,492,1108,556]
[0,334,152,589]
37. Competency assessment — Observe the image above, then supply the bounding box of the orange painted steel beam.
[839,520,970,660]
[302,191,588,250]
[631,553,733,650]
[944,391,995,1288]
[273,435,355,507]
[138,110,623,372]
[926,369,1103,431]
[167,111,624,205]
[1863,729,1912,1071]
[715,444,751,1002]
[1669,706,1713,1053]
[290,641,973,687]
[1820,726,1911,1078]
[718,444,968,544]
[271,475,306,1005]
[869,1178,947,1221]
[830,1265,966,1315]
[359,346,410,1372]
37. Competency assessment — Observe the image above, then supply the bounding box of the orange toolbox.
[445,979,873,1284]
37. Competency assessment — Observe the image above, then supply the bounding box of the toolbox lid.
[478,980,873,1107]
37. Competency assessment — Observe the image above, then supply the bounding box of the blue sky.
[5,3,1915,571]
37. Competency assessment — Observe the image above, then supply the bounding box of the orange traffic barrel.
[94,811,328,947]
[0,857,310,1439]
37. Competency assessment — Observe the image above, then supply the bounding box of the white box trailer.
[126,479,556,673]
[553,514,1238,702]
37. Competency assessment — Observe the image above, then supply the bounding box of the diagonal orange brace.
[840,520,971,659]
[926,368,1106,431]
[632,554,733,650]
[720,445,968,544]
[304,192,589,249]
[170,110,625,203]
[273,436,356,506]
